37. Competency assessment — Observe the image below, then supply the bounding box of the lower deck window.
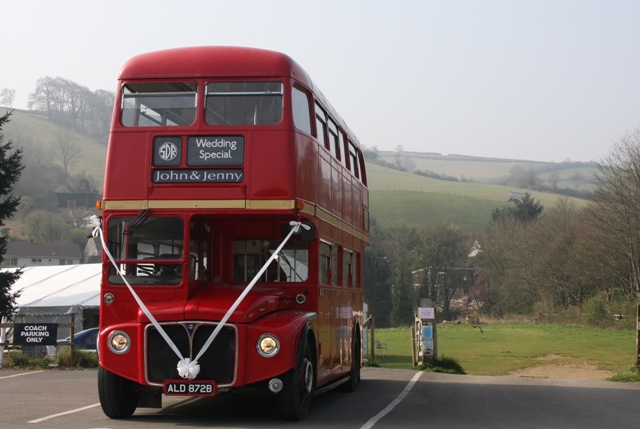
[233,239,308,282]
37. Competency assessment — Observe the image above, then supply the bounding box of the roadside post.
[417,299,437,362]
[636,303,640,367]
[0,317,6,367]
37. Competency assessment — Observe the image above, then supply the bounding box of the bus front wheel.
[98,366,140,418]
[278,339,314,420]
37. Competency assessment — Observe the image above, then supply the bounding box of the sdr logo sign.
[159,142,178,161]
[154,137,182,166]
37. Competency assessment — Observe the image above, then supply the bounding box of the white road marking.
[28,403,101,424]
[360,371,422,429]
[0,370,44,379]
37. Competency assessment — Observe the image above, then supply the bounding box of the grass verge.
[371,323,638,380]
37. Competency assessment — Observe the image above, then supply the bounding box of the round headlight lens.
[108,331,131,355]
[256,334,280,358]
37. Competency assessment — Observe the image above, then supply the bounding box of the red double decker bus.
[96,46,369,420]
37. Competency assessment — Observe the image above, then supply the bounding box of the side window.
[343,250,353,287]
[319,242,331,284]
[339,131,348,167]
[358,150,367,186]
[353,253,360,288]
[315,103,327,147]
[292,86,312,134]
[348,141,360,179]
[331,245,339,286]
[327,119,341,160]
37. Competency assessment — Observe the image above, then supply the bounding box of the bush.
[2,352,33,368]
[56,348,98,368]
[583,298,608,326]
[419,355,466,374]
[1,348,97,369]
[609,366,640,382]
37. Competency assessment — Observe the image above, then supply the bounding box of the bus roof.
[118,46,312,83]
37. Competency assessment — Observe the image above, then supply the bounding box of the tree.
[491,192,544,223]
[547,168,561,190]
[51,128,81,173]
[586,126,640,297]
[571,171,584,191]
[0,89,16,108]
[417,223,473,320]
[0,112,24,318]
[363,221,393,327]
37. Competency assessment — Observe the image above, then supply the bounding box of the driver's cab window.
[107,215,184,285]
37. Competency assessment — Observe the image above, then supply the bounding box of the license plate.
[164,380,217,396]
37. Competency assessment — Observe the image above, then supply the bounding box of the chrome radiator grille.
[145,323,237,385]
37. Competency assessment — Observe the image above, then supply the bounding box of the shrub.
[419,355,466,374]
[56,348,98,368]
[582,298,608,327]
[2,352,33,368]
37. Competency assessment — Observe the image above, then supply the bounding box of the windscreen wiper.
[124,209,149,236]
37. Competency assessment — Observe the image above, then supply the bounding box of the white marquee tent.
[5,264,101,338]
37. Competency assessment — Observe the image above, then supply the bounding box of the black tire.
[340,331,361,392]
[98,366,140,418]
[278,339,314,421]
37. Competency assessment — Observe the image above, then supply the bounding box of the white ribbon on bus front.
[91,216,188,371]
[92,217,309,380]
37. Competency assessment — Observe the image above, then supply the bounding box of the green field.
[376,151,599,187]
[367,163,587,231]
[370,190,507,233]
[372,324,637,377]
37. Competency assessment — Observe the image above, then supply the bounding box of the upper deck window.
[205,82,283,126]
[121,82,197,127]
[292,86,312,134]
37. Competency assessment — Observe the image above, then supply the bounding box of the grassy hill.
[2,109,107,188]
[367,163,589,233]
[376,150,598,190]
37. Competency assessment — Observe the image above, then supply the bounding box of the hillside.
[375,150,598,190]
[367,163,589,233]
[2,110,107,188]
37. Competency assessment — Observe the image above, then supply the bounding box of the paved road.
[1,368,639,428]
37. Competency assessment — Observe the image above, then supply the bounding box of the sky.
[1,0,639,163]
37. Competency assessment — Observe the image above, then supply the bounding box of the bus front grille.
[145,323,237,385]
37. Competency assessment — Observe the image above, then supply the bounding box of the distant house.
[2,242,83,268]
[84,235,103,264]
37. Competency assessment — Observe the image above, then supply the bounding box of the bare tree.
[417,223,473,320]
[0,88,16,108]
[51,128,82,173]
[585,126,640,297]
[547,168,561,190]
[571,171,584,191]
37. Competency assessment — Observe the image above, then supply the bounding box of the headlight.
[108,331,131,355]
[256,334,280,358]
